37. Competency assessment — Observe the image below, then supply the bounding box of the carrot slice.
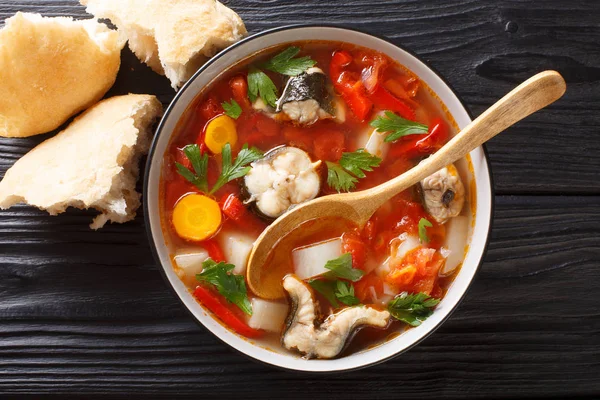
[205,115,237,154]
[172,194,222,241]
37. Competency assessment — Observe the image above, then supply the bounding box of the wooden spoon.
[247,70,566,299]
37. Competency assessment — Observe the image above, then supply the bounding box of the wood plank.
[0,0,599,193]
[0,196,598,397]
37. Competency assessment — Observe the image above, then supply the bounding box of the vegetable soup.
[160,41,474,359]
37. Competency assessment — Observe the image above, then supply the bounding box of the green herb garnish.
[370,111,429,143]
[178,143,262,195]
[326,149,381,192]
[247,67,278,108]
[387,292,440,326]
[308,279,339,308]
[175,144,208,192]
[263,46,317,76]
[339,148,382,178]
[326,161,358,192]
[418,217,433,243]
[324,253,364,282]
[196,258,252,315]
[211,143,263,194]
[335,280,361,306]
[222,99,242,119]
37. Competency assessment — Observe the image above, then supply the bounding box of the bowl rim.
[143,23,495,372]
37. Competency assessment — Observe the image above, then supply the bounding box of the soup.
[159,41,474,359]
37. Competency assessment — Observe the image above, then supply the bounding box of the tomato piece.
[354,273,384,303]
[329,50,373,121]
[230,75,251,109]
[383,78,419,109]
[430,281,443,299]
[386,264,417,286]
[254,113,281,137]
[341,231,368,270]
[283,125,312,152]
[369,85,415,121]
[313,129,345,161]
[387,248,443,295]
[362,218,378,243]
[397,74,420,97]
[237,112,281,147]
[193,286,263,338]
[199,96,223,121]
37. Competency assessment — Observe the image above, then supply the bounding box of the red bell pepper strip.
[414,117,448,154]
[220,193,247,222]
[370,85,416,121]
[229,75,251,109]
[388,117,448,159]
[201,239,225,262]
[193,286,263,338]
[329,51,373,121]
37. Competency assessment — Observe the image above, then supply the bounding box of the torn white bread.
[80,0,247,90]
[0,94,163,229]
[0,12,125,138]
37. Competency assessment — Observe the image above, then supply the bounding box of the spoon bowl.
[247,70,566,299]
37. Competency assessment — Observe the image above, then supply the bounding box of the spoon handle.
[365,70,566,204]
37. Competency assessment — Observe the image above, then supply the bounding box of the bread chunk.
[0,94,163,229]
[0,12,125,137]
[81,0,246,90]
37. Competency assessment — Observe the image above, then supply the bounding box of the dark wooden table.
[1,1,599,398]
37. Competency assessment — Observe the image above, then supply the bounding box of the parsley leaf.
[175,144,208,192]
[308,279,339,308]
[222,99,242,119]
[326,161,358,192]
[370,111,429,143]
[196,258,252,315]
[247,67,278,108]
[210,143,263,194]
[324,253,364,282]
[326,149,381,192]
[339,148,382,179]
[335,280,361,306]
[418,217,433,243]
[387,292,440,326]
[263,46,317,76]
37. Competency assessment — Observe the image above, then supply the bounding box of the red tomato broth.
[159,41,475,357]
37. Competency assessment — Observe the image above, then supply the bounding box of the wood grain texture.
[1,0,599,194]
[0,197,598,398]
[0,0,599,398]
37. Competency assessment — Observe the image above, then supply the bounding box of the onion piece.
[218,231,255,275]
[174,248,209,279]
[440,216,469,276]
[293,238,342,280]
[248,298,288,332]
[364,128,389,159]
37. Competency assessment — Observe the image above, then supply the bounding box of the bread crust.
[0,13,125,138]
[0,94,163,229]
[81,0,246,89]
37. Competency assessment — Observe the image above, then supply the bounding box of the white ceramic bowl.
[144,25,493,372]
